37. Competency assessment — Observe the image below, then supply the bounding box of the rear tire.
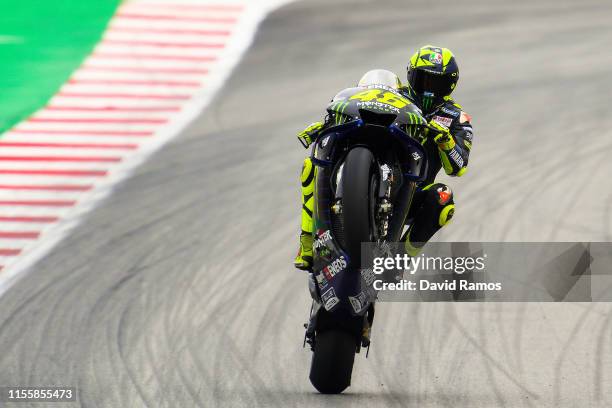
[309,329,357,394]
[342,147,376,266]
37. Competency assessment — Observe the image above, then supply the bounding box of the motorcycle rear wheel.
[309,329,357,394]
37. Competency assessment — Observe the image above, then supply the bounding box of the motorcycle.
[303,85,431,394]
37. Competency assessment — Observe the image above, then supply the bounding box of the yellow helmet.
[407,45,459,110]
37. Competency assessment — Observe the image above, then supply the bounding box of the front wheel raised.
[342,147,376,265]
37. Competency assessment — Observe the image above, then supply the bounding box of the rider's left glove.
[297,122,324,148]
[429,120,456,151]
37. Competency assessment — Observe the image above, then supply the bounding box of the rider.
[294,45,473,270]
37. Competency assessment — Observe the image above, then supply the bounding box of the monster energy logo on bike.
[313,230,332,249]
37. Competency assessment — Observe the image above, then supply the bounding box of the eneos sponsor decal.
[322,255,347,281]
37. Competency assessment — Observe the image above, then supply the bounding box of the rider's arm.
[298,93,350,148]
[297,121,325,148]
[297,113,337,148]
[431,112,473,177]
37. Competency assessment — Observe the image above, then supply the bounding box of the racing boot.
[294,232,313,270]
[403,183,455,256]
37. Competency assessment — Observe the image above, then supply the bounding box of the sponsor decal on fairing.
[313,229,332,250]
[348,291,369,313]
[321,287,340,310]
[315,272,328,289]
[322,255,347,281]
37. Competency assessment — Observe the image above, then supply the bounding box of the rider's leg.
[404,183,455,256]
[294,157,315,269]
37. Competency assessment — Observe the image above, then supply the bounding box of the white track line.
[0,0,294,294]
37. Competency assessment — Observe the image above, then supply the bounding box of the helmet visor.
[409,69,455,97]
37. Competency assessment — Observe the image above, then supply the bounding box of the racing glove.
[428,120,468,177]
[429,120,455,151]
[297,122,324,148]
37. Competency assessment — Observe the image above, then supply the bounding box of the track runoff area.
[0,0,292,295]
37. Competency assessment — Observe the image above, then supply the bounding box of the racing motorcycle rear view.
[303,71,432,394]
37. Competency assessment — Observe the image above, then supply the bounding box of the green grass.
[0,0,120,133]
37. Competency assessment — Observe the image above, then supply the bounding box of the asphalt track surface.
[1,0,612,407]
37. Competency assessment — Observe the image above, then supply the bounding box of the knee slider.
[423,183,453,206]
[423,183,455,227]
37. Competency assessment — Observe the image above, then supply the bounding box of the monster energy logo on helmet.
[407,45,460,112]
